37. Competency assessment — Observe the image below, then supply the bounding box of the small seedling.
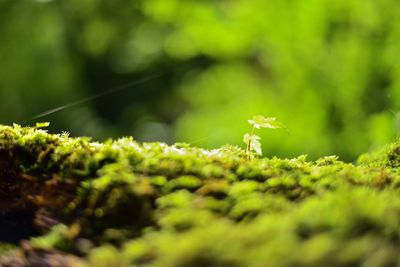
[243,115,285,159]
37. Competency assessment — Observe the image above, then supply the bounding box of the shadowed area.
[0,210,40,244]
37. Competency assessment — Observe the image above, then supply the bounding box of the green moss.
[358,138,400,168]
[1,124,400,266]
[0,243,17,257]
[30,224,69,250]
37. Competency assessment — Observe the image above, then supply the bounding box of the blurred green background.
[1,0,400,161]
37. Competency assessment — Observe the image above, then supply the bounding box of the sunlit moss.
[2,124,400,266]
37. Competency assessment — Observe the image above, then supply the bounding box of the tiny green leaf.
[243,134,262,155]
[35,122,50,128]
[244,115,286,159]
[243,133,251,145]
[252,136,262,155]
[248,116,282,129]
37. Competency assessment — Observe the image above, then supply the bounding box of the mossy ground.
[1,124,400,266]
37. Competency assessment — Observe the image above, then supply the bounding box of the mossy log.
[1,124,400,266]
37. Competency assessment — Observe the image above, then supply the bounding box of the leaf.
[252,137,262,155]
[248,115,283,129]
[243,134,262,155]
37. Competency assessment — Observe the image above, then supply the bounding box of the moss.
[1,124,400,266]
[0,243,17,257]
[358,138,400,168]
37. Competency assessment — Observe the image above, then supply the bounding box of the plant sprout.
[244,115,285,159]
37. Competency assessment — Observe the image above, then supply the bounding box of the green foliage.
[1,124,400,266]
[244,115,284,158]
[358,138,400,168]
[168,0,400,160]
[243,133,262,156]
[30,224,69,250]
[248,116,284,130]
[0,0,399,160]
